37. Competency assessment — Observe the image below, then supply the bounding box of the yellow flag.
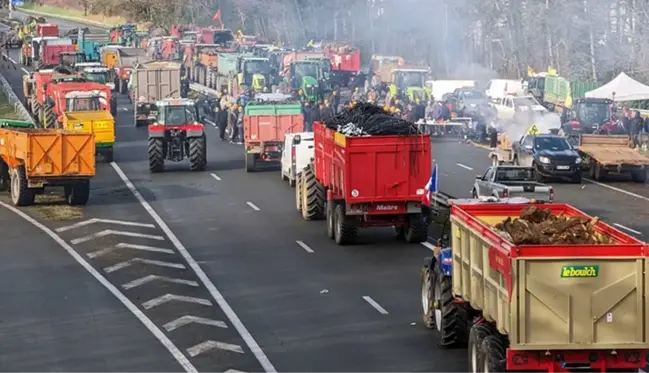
[527,66,535,76]
[548,66,557,76]
[307,39,314,47]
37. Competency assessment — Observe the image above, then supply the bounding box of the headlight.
[539,156,551,164]
[575,157,582,164]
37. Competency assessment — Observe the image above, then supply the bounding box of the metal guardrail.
[0,71,33,123]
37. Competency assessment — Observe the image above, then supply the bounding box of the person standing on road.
[630,110,644,148]
[302,101,313,132]
[321,100,334,123]
[311,101,321,125]
[330,90,340,114]
[218,104,228,141]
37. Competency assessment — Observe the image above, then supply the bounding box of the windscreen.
[245,60,269,75]
[395,71,424,88]
[577,102,609,126]
[158,105,196,125]
[496,168,534,182]
[514,97,540,107]
[67,97,101,111]
[460,90,485,99]
[535,137,571,151]
[294,63,320,80]
[84,72,109,84]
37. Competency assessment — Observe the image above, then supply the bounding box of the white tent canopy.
[585,72,649,101]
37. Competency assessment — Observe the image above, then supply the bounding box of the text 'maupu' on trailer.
[421,198,649,372]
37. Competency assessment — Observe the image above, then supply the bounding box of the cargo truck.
[527,74,600,111]
[243,98,303,172]
[0,126,95,206]
[296,121,431,245]
[132,61,182,127]
[112,47,150,94]
[323,42,360,88]
[576,134,649,182]
[421,200,649,372]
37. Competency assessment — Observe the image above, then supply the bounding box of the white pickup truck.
[493,95,547,123]
[280,132,314,187]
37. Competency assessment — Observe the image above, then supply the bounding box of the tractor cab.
[304,56,332,90]
[154,99,200,126]
[390,68,429,101]
[289,60,323,101]
[65,91,103,112]
[237,57,270,93]
[60,51,86,68]
[560,98,617,135]
[81,66,113,89]
[181,31,198,44]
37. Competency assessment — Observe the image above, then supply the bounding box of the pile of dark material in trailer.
[494,206,610,245]
[324,103,421,136]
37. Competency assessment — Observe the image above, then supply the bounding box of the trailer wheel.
[10,166,35,206]
[326,202,335,239]
[571,171,582,184]
[65,181,90,206]
[420,262,436,329]
[245,152,256,172]
[0,159,9,192]
[148,137,165,172]
[301,165,325,220]
[188,135,207,171]
[333,204,357,245]
[594,162,607,181]
[103,147,114,163]
[405,213,428,243]
[433,260,468,347]
[631,169,647,183]
[295,173,303,213]
[468,322,496,373]
[480,335,507,373]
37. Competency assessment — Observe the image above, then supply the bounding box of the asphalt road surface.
[2,9,649,372]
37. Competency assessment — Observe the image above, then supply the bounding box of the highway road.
[3,9,649,372]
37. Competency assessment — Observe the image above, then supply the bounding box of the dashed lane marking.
[110,162,277,372]
[87,242,175,259]
[121,275,199,290]
[0,201,198,372]
[70,229,165,244]
[187,340,245,357]
[362,296,389,315]
[163,316,228,332]
[456,163,474,171]
[295,240,314,253]
[56,218,156,232]
[104,258,185,273]
[421,242,436,251]
[613,223,642,235]
[210,173,222,181]
[142,293,213,310]
[246,201,261,211]
[225,370,247,373]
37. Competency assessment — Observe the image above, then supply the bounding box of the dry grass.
[28,193,83,221]
[0,90,21,120]
[19,3,126,26]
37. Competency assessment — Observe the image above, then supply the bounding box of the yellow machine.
[62,110,115,162]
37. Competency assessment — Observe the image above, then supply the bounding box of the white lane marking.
[20,67,29,75]
[362,296,389,314]
[122,275,199,290]
[0,201,197,372]
[142,293,213,310]
[584,177,649,202]
[110,162,277,372]
[224,370,247,373]
[163,315,227,332]
[295,240,314,253]
[104,258,185,273]
[56,218,156,232]
[421,242,436,251]
[87,242,175,259]
[246,201,261,211]
[187,340,244,357]
[71,229,165,244]
[613,223,642,235]
[210,173,222,181]
[456,163,474,171]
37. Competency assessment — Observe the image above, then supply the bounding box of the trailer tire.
[631,169,647,183]
[66,180,90,206]
[295,173,303,213]
[468,323,496,373]
[0,159,9,192]
[245,152,256,172]
[405,213,428,243]
[420,263,436,329]
[480,335,507,373]
[333,204,357,245]
[10,166,35,206]
[110,96,117,117]
[301,165,325,220]
[326,202,335,239]
[594,162,607,181]
[433,260,468,347]
[188,135,207,171]
[148,137,165,172]
[571,171,582,184]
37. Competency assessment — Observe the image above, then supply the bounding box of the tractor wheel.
[188,135,207,171]
[295,172,303,213]
[404,213,428,243]
[333,204,357,245]
[300,164,325,220]
[433,260,469,347]
[31,94,39,119]
[480,336,507,373]
[43,105,56,128]
[468,322,497,373]
[420,261,436,329]
[65,180,90,206]
[10,166,35,206]
[147,137,165,172]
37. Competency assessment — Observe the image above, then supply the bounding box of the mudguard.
[436,247,453,276]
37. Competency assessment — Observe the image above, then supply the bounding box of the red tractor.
[42,80,116,128]
[147,98,207,172]
[26,66,79,122]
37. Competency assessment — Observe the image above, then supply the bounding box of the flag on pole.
[422,164,438,207]
[212,9,222,22]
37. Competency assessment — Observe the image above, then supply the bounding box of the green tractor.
[388,67,431,102]
[304,56,333,91]
[288,60,325,102]
[235,56,271,94]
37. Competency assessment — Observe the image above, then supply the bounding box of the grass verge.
[0,90,21,120]
[18,3,125,26]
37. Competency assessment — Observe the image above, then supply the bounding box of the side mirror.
[524,145,533,150]
[476,174,483,180]
[292,135,301,145]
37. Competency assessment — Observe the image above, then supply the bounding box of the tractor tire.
[65,180,90,206]
[10,166,35,206]
[245,152,256,172]
[147,137,165,172]
[468,322,497,373]
[420,262,436,329]
[333,204,357,245]
[43,105,56,128]
[404,213,428,243]
[31,94,40,120]
[188,135,207,171]
[300,165,325,220]
[480,336,507,373]
[433,260,469,347]
[295,172,303,213]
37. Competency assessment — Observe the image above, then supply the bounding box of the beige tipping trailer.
[577,134,649,182]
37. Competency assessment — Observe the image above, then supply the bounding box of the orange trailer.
[0,128,95,206]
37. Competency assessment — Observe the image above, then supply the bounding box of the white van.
[484,79,523,103]
[281,132,314,187]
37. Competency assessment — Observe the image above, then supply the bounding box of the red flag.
[212,9,221,22]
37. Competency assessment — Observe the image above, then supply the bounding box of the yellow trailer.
[62,110,115,162]
[421,201,649,372]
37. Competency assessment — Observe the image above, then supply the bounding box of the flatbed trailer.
[577,134,649,182]
[421,201,649,372]
[296,121,431,245]
[0,126,95,206]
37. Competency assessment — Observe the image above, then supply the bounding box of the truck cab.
[281,132,314,187]
[237,56,270,93]
[389,68,430,102]
[59,51,86,68]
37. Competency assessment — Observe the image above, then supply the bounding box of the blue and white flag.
[422,164,438,206]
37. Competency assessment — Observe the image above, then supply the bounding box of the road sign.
[526,124,540,135]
